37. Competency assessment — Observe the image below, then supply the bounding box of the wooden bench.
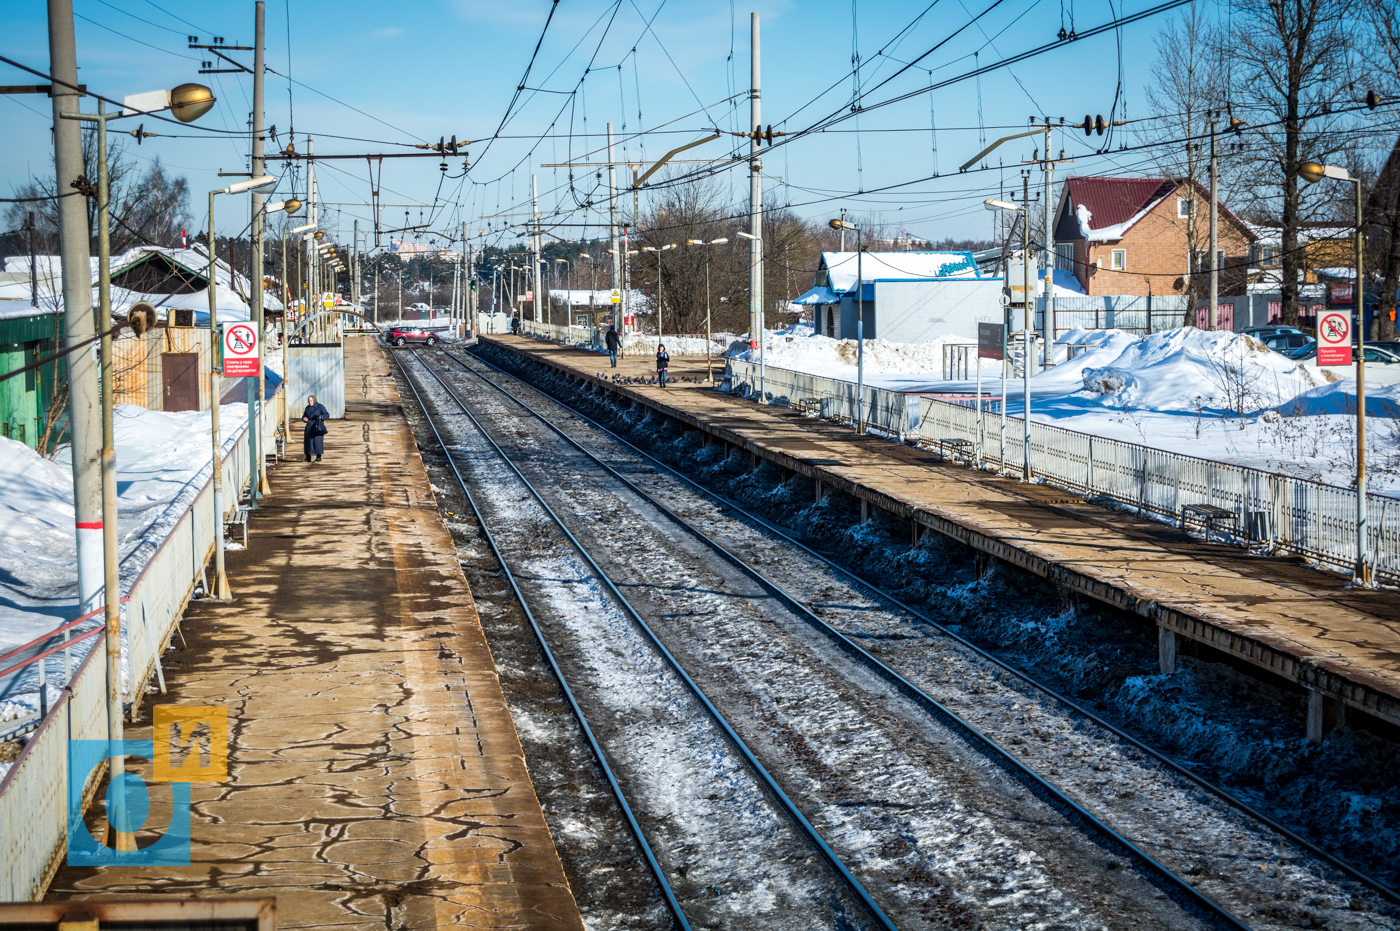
[1181,503,1238,539]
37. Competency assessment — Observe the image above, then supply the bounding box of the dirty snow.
[0,404,251,735]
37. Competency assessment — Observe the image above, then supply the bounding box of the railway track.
[452,341,1400,931]
[393,349,891,931]
[396,345,1272,931]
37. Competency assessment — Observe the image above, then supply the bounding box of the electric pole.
[749,12,763,352]
[533,174,542,326]
[1209,113,1219,332]
[48,0,103,614]
[249,0,267,500]
[608,123,621,304]
[1041,118,1056,357]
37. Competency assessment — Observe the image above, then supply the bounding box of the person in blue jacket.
[302,395,329,462]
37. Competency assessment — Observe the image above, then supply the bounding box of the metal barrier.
[727,359,918,436]
[726,358,1394,583]
[0,411,254,901]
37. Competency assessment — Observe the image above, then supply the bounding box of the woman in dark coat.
[301,394,330,461]
[655,344,670,387]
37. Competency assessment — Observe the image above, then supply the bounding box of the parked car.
[1263,332,1313,354]
[1242,325,1305,342]
[388,326,438,347]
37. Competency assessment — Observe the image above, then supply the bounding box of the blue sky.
[2,0,1188,247]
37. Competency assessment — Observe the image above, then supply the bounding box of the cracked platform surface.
[46,336,585,931]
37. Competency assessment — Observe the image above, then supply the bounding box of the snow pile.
[1077,327,1327,414]
[624,333,729,356]
[731,327,972,376]
[1275,381,1400,418]
[0,403,251,731]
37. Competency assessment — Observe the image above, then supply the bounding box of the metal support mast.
[1041,119,1055,360]
[750,12,764,396]
[249,0,267,500]
[533,174,542,325]
[1209,114,1219,331]
[48,0,103,615]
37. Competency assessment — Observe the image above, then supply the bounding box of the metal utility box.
[287,342,344,419]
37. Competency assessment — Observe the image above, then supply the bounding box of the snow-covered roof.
[792,286,840,305]
[1246,223,1354,247]
[820,251,982,292]
[0,298,50,320]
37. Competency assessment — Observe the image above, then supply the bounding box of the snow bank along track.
[450,341,1400,931]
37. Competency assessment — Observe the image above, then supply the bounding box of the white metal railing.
[0,411,253,902]
[726,358,1398,583]
[727,359,919,436]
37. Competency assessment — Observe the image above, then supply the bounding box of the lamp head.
[315,230,325,240]
[710,237,729,244]
[223,174,277,196]
[984,198,1020,212]
[687,239,704,245]
[1298,161,1326,184]
[169,83,216,123]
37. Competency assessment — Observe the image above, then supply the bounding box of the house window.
[1177,197,1194,218]
[1110,249,1127,271]
[1193,250,1225,273]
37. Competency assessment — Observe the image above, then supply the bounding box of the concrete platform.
[48,336,585,931]
[481,334,1400,740]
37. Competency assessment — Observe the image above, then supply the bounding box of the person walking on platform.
[302,394,330,462]
[655,343,670,388]
[605,325,622,367]
[510,313,521,335]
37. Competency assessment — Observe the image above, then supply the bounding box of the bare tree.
[1364,0,1400,338]
[3,128,191,255]
[1140,2,1226,314]
[1225,0,1360,326]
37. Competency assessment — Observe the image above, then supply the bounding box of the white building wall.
[872,279,1005,343]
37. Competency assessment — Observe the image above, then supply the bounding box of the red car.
[388,326,439,347]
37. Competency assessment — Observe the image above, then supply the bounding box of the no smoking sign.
[1317,311,1352,366]
[223,322,260,377]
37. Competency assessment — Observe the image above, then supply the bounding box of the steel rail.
[402,349,900,931]
[459,342,1400,906]
[387,349,691,931]
[445,346,1328,928]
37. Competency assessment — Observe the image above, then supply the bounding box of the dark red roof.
[1064,177,1175,229]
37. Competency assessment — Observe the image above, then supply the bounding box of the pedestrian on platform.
[510,313,521,335]
[605,325,622,367]
[302,394,330,462]
[655,344,670,388]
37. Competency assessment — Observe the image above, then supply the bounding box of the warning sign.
[610,289,621,305]
[223,322,259,377]
[1317,311,1351,366]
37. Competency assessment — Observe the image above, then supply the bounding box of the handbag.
[310,417,328,437]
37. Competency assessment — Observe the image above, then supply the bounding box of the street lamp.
[985,192,1034,480]
[207,174,277,601]
[736,230,768,401]
[1299,159,1369,584]
[825,222,866,431]
[59,81,213,851]
[554,258,571,326]
[641,244,676,339]
[245,197,299,507]
[282,220,316,441]
[687,238,729,383]
[579,253,599,318]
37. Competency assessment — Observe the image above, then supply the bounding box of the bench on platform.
[1181,503,1238,539]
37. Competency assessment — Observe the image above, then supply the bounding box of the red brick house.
[1052,176,1255,297]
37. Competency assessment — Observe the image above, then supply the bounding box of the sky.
[1,0,1196,252]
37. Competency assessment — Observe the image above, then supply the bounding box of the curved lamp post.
[826,221,864,431]
[687,238,729,383]
[984,196,1034,479]
[1299,159,1368,585]
[207,174,277,601]
[641,244,676,339]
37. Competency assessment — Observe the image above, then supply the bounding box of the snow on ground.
[731,325,984,376]
[0,403,250,733]
[738,324,1400,494]
[623,332,730,356]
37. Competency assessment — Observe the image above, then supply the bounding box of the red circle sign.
[1319,312,1350,344]
[224,323,256,354]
